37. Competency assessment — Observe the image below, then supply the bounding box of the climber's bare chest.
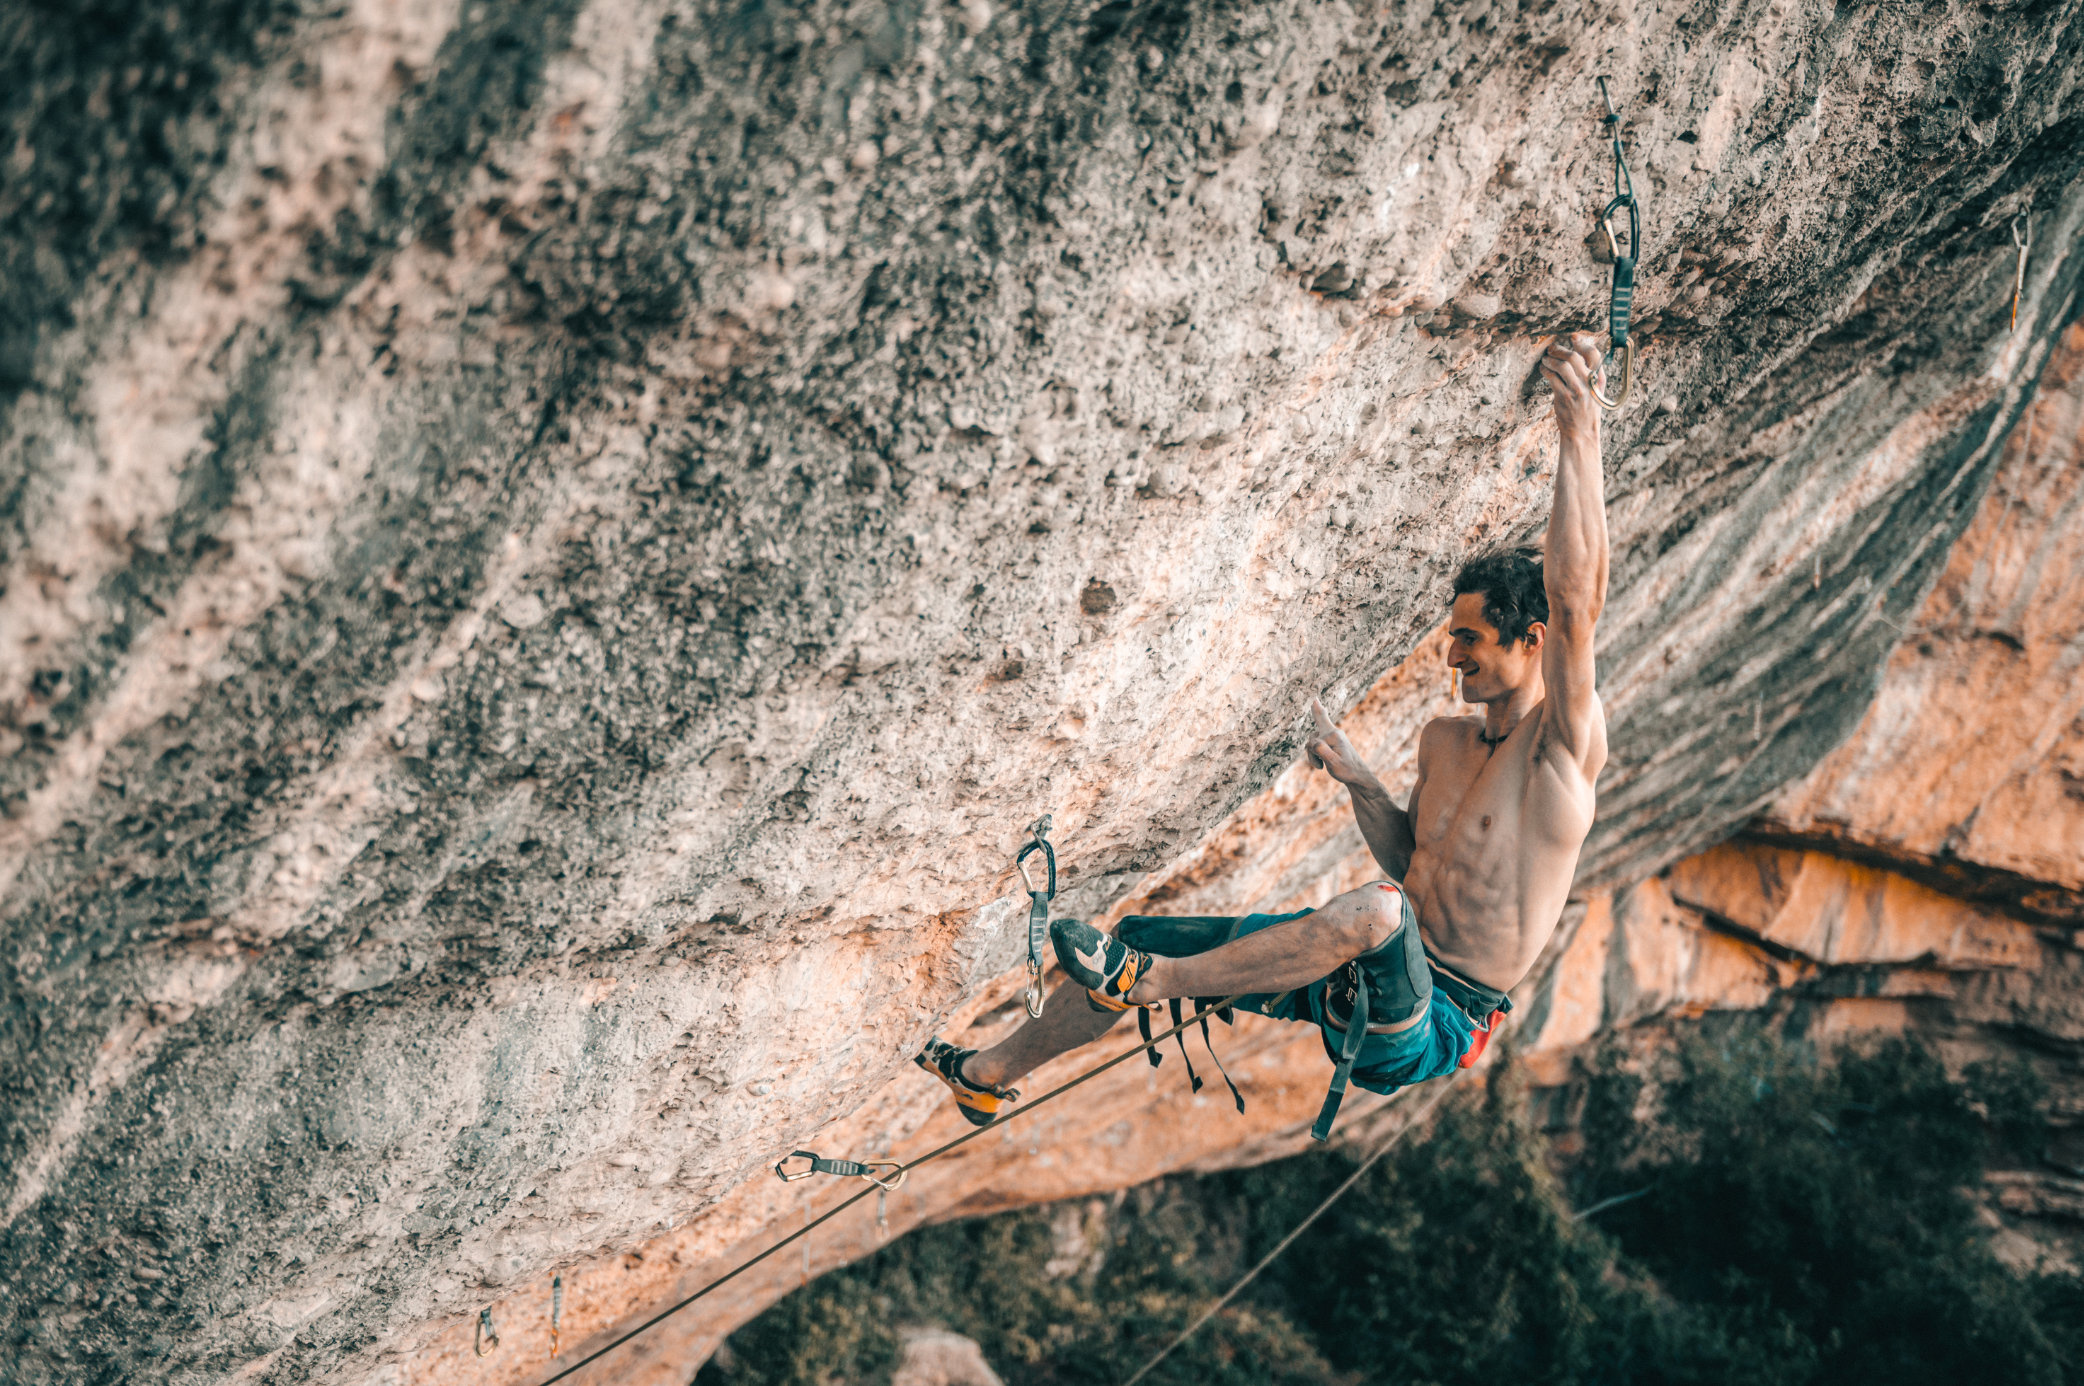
[1401,712,1595,990]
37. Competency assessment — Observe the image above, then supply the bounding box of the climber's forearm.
[1349,778,1415,880]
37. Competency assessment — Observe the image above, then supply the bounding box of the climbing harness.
[1315,955,1373,1141]
[1119,1078,1459,1386]
[549,1274,562,1357]
[1014,815,1057,1018]
[2011,204,2032,333]
[1591,76,1640,410]
[475,1307,499,1358]
[774,1150,906,1192]
[537,993,1249,1385]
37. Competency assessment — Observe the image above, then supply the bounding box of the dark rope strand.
[535,993,1251,1386]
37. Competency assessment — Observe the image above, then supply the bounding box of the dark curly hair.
[1452,548,1548,646]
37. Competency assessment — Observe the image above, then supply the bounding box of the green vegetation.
[700,1030,2082,1386]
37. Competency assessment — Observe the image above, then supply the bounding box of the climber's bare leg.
[1131,882,1421,1032]
[964,980,1125,1089]
[971,883,1418,1089]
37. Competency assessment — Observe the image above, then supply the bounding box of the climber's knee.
[1324,881,1405,957]
[1350,882,1428,1025]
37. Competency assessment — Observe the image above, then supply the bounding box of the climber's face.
[1447,593,1544,704]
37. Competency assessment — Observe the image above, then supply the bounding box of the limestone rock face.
[3,3,2083,1385]
[1767,321,2084,920]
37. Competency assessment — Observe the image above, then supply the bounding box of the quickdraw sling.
[1013,815,1056,1018]
[1592,75,1640,410]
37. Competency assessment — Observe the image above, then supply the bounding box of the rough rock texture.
[394,227,2084,1385]
[4,2,2084,1385]
[1765,320,2084,921]
[888,1329,1005,1386]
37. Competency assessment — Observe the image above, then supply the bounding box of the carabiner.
[1591,336,1635,410]
[1013,815,1056,1018]
[475,1307,500,1358]
[773,1150,907,1192]
[2010,207,2031,333]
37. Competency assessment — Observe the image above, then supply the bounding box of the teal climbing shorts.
[1113,900,1510,1099]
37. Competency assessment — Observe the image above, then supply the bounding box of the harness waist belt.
[1322,953,1512,1034]
[1425,952,1513,1023]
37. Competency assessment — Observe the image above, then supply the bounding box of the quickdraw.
[1013,815,1056,1018]
[475,1307,499,1358]
[542,995,1254,1386]
[773,1150,906,1192]
[549,1274,562,1357]
[2011,204,2032,333]
[1591,76,1640,410]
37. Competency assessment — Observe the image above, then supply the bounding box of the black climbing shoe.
[1050,918,1154,1013]
[915,1037,1017,1127]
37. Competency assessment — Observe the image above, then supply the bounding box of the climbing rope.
[534,991,1251,1385]
[1591,76,1640,410]
[1118,1078,1459,1386]
[1015,815,1058,1017]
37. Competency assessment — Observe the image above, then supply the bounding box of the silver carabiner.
[2011,208,2031,333]
[774,1150,907,1192]
[1015,814,1056,1018]
[1591,337,1635,410]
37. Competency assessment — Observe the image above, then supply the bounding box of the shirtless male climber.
[917,331,1612,1139]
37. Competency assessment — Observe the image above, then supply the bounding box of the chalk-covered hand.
[1541,331,1605,444]
[1306,697,1373,789]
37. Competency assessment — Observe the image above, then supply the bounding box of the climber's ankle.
[1124,956,1171,1006]
[962,1049,1009,1089]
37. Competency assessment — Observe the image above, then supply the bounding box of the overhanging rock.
[1,2,2082,1382]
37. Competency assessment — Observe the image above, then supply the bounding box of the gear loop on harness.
[773,1150,907,1192]
[1013,814,1057,1018]
[1591,76,1640,411]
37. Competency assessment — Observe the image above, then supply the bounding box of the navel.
[1480,815,1492,830]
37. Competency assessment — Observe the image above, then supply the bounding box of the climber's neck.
[1477,671,1545,744]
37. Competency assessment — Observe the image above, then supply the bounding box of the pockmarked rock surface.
[3,2,2083,1384]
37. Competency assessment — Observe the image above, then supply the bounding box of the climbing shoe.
[915,1037,1017,1127]
[1050,918,1155,1012]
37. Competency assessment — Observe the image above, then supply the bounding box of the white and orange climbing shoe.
[1050,918,1154,1013]
[915,1037,1018,1127]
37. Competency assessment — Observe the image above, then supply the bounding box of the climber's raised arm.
[1535,332,1611,772]
[1306,697,1416,879]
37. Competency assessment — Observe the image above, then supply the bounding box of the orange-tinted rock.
[1526,877,1806,1066]
[1664,841,2040,968]
[1766,322,2084,914]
